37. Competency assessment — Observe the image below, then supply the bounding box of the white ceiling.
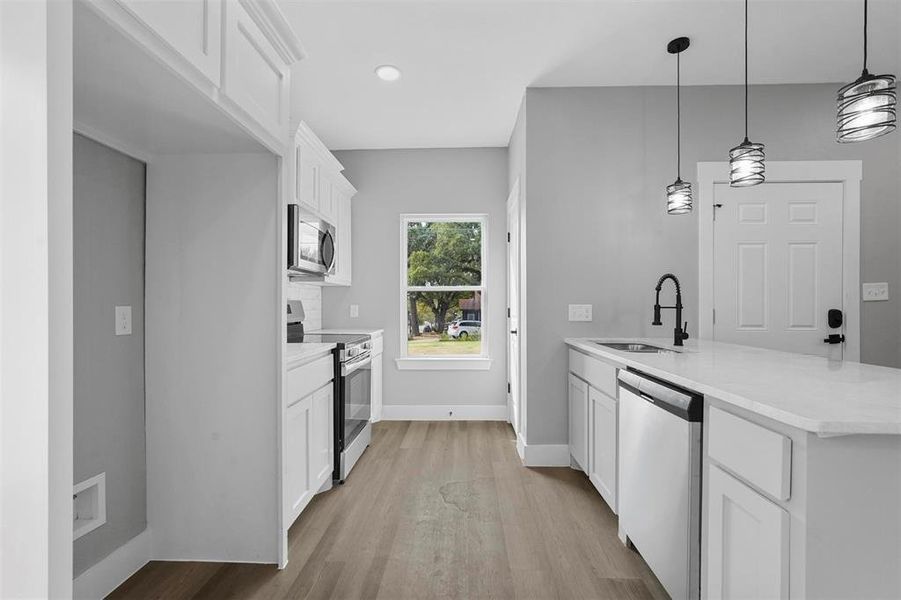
[280,0,900,150]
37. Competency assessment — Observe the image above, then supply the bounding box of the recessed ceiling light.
[375,65,401,82]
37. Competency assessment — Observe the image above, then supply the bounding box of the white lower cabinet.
[706,464,790,600]
[588,386,617,512]
[286,395,313,523]
[568,373,589,470]
[311,384,334,488]
[287,380,333,525]
[370,352,383,422]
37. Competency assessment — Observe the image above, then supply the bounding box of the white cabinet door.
[588,386,617,512]
[117,0,222,87]
[286,396,313,523]
[706,464,790,600]
[221,0,289,142]
[292,141,319,214]
[325,188,352,285]
[310,384,333,490]
[568,373,589,470]
[318,173,336,223]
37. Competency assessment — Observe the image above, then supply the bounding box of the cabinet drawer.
[708,407,791,501]
[286,355,334,406]
[569,349,617,398]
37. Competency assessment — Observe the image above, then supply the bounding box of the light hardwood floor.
[109,421,667,599]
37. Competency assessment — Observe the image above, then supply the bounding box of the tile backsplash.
[287,283,322,331]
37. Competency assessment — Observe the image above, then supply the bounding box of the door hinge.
[507,232,511,242]
[507,307,511,318]
[712,308,716,324]
[507,382,511,394]
[713,203,723,221]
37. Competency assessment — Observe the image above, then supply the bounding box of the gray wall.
[521,84,901,445]
[73,134,146,575]
[323,148,508,408]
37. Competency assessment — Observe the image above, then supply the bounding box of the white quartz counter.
[565,337,901,436]
[307,328,383,337]
[285,342,335,370]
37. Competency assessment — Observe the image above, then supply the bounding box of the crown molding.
[240,0,306,64]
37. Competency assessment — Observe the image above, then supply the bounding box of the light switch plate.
[568,304,593,322]
[349,304,360,318]
[862,282,889,302]
[115,305,132,335]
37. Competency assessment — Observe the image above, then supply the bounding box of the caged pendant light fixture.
[666,37,692,215]
[836,0,896,143]
[729,0,765,187]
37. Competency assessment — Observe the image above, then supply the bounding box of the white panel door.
[568,374,588,470]
[588,387,617,513]
[706,465,790,600]
[506,181,521,435]
[713,182,844,358]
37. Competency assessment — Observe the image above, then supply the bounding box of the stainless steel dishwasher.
[617,369,703,600]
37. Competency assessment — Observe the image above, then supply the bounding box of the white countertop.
[565,337,901,436]
[285,342,335,370]
[308,328,383,337]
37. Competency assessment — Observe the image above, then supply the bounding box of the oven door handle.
[341,353,372,377]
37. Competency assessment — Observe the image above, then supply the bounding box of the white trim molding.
[395,357,492,371]
[697,160,862,362]
[517,439,570,467]
[73,528,151,600]
[381,404,507,421]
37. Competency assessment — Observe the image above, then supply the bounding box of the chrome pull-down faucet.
[653,273,689,346]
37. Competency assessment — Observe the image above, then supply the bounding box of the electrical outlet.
[862,282,889,302]
[115,305,132,336]
[568,304,593,322]
[349,304,359,318]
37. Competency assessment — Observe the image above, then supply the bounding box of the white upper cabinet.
[291,122,356,287]
[221,0,291,143]
[86,0,305,155]
[116,0,223,87]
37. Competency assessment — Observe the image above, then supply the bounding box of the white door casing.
[698,161,861,361]
[506,179,522,435]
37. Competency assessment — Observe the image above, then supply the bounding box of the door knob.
[823,334,846,344]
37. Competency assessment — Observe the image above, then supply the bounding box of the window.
[398,215,489,369]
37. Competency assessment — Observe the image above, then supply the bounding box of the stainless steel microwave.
[287,204,336,275]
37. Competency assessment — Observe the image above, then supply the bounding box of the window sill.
[395,357,493,371]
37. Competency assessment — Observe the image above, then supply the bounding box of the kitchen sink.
[595,342,674,353]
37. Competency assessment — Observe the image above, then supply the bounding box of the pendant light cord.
[863,0,869,73]
[744,0,749,139]
[676,51,681,179]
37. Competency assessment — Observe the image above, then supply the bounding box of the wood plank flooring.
[109,421,667,600]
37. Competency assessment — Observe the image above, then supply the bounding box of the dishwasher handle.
[618,369,703,422]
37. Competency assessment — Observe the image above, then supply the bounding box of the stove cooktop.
[294,333,369,346]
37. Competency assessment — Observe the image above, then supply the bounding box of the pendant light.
[836,0,896,143]
[666,37,692,215]
[729,0,765,187]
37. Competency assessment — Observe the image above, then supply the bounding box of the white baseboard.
[518,439,570,467]
[74,528,151,600]
[381,404,507,421]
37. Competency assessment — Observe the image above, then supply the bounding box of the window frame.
[397,213,491,371]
